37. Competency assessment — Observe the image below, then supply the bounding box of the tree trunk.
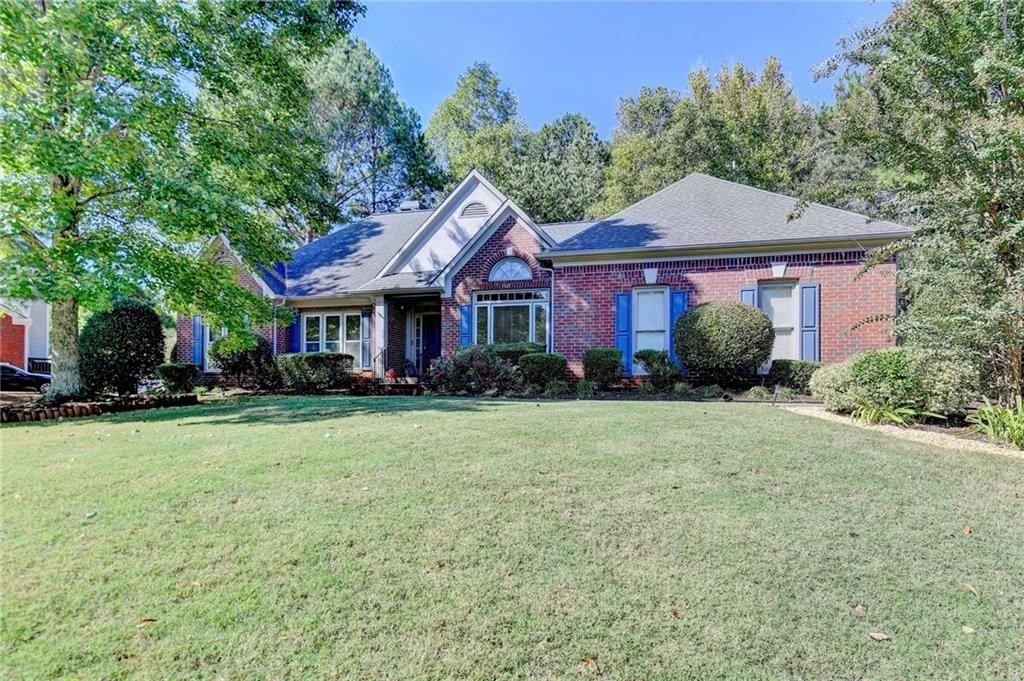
[49,296,82,397]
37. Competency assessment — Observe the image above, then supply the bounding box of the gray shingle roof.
[283,210,433,297]
[540,220,597,244]
[357,270,441,293]
[548,173,909,254]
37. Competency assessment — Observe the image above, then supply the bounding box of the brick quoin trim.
[553,251,896,377]
[441,216,551,357]
[0,313,27,369]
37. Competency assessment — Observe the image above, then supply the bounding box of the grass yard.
[3,396,1023,679]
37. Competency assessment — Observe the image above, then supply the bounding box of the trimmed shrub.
[639,380,657,396]
[767,359,822,394]
[701,384,724,398]
[850,348,924,407]
[633,349,683,392]
[156,363,201,393]
[80,298,165,395]
[429,346,521,395]
[518,353,567,387]
[905,348,978,416]
[490,342,545,365]
[208,331,275,389]
[576,379,598,398]
[809,361,859,413]
[583,348,624,389]
[276,352,353,394]
[544,379,571,397]
[746,385,772,400]
[673,300,774,384]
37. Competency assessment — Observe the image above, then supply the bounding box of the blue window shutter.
[669,291,688,370]
[360,310,372,367]
[191,316,203,365]
[615,293,632,377]
[288,316,301,353]
[740,286,757,307]
[458,304,472,347]
[800,283,821,361]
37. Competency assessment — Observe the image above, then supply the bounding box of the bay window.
[302,312,367,368]
[472,290,549,348]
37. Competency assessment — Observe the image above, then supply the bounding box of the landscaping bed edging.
[0,393,199,423]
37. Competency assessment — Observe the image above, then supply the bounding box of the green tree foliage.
[427,64,608,223]
[594,58,816,217]
[426,62,521,186]
[305,37,442,242]
[0,0,362,397]
[79,299,165,396]
[509,113,609,224]
[823,0,1024,402]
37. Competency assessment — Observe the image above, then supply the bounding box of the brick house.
[176,170,909,380]
[1,299,50,374]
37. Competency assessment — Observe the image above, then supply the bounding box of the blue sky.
[354,1,892,137]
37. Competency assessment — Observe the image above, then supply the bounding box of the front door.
[419,313,441,372]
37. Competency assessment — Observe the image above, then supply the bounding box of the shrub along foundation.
[0,393,198,423]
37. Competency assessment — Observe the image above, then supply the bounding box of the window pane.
[760,285,795,328]
[344,340,360,360]
[492,305,530,344]
[534,305,547,347]
[636,290,666,330]
[636,330,667,352]
[345,315,360,341]
[304,316,320,352]
[325,315,341,342]
[489,258,531,282]
[475,306,488,344]
[771,329,796,361]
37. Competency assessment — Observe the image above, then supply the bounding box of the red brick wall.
[552,252,896,377]
[441,216,551,357]
[0,313,26,369]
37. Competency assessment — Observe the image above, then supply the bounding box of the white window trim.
[757,282,800,372]
[472,289,550,349]
[632,286,669,375]
[301,312,365,369]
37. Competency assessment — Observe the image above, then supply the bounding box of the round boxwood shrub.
[673,300,774,384]
[582,348,624,389]
[80,298,165,395]
[905,347,978,416]
[208,331,276,389]
[518,352,567,387]
[809,361,859,413]
[156,363,201,393]
[849,348,924,408]
[276,352,353,394]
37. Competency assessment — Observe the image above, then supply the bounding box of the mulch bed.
[0,393,198,424]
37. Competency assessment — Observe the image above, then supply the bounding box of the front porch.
[371,294,442,382]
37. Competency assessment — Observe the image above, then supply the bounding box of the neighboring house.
[0,300,50,374]
[176,171,909,379]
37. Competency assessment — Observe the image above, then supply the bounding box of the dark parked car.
[0,363,51,393]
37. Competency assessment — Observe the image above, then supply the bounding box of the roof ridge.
[592,173,702,226]
[540,219,597,227]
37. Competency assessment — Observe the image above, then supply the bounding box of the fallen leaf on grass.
[962,526,971,536]
[231,498,240,507]
[962,626,976,635]
[435,559,446,569]
[961,583,979,598]
[581,657,600,672]
[670,609,680,619]
[189,580,201,588]
[867,632,890,642]
[137,619,157,628]
[854,604,866,616]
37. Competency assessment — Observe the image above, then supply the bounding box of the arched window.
[460,201,489,218]
[489,257,532,282]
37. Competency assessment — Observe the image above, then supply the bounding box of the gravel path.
[779,404,1023,460]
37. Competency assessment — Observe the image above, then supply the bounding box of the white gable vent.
[460,201,489,219]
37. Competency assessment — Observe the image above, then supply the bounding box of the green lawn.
[3,396,1023,679]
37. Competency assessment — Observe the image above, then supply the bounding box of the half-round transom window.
[489,257,532,282]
